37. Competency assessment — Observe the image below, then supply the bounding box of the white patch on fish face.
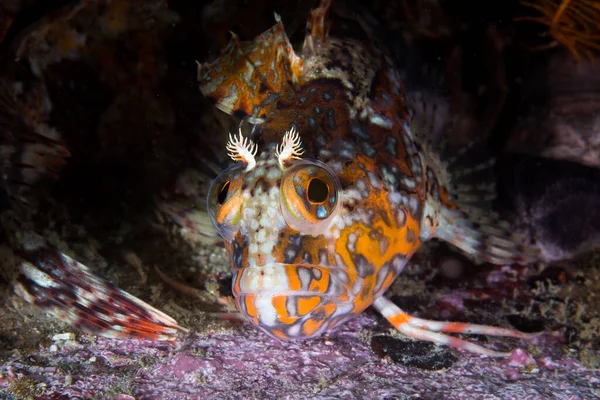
[254,295,276,326]
[223,153,285,269]
[238,264,291,296]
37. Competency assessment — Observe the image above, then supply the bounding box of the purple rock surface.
[0,311,598,400]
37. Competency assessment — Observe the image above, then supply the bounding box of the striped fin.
[424,142,540,265]
[155,197,220,247]
[409,89,540,265]
[435,205,539,265]
[374,296,538,357]
[2,227,186,340]
[154,167,221,247]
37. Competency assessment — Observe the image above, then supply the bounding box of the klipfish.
[0,0,538,356]
[198,0,539,356]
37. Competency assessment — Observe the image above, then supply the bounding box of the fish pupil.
[218,181,231,205]
[307,178,328,204]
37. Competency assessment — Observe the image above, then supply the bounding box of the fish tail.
[2,227,186,340]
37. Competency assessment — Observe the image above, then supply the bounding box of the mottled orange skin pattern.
[200,0,434,340]
[200,0,536,352]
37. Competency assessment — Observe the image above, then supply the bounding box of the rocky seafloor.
[0,241,599,399]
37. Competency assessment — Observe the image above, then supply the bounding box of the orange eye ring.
[280,160,340,234]
[207,164,244,241]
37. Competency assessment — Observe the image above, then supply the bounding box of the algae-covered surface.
[0,0,599,399]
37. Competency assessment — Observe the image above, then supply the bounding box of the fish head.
[208,126,420,340]
[208,129,357,339]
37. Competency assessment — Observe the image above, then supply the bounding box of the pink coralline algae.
[0,312,598,400]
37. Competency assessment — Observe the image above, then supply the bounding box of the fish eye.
[218,181,231,205]
[280,160,340,234]
[307,178,328,204]
[207,165,244,241]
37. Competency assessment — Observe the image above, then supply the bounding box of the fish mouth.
[233,262,349,298]
[231,263,355,339]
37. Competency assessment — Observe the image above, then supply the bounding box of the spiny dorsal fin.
[197,14,304,119]
[302,0,332,55]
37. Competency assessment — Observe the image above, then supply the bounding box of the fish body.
[199,0,537,355]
